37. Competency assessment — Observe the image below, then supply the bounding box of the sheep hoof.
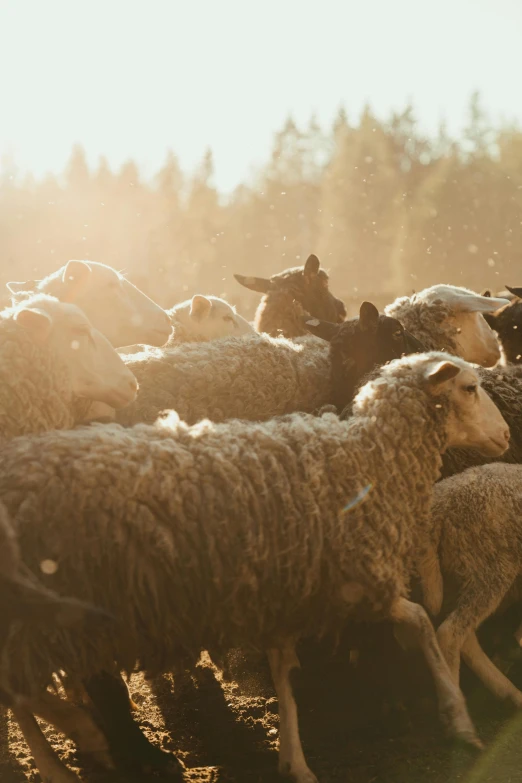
[115,743,184,778]
[279,761,318,783]
[441,700,482,750]
[142,752,185,777]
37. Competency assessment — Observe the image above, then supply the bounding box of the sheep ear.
[6,280,39,295]
[481,288,491,297]
[482,311,498,328]
[233,274,273,294]
[426,360,461,388]
[506,285,522,299]
[359,301,379,332]
[303,317,340,342]
[190,295,212,319]
[454,292,509,314]
[14,307,53,344]
[304,254,320,279]
[61,260,91,302]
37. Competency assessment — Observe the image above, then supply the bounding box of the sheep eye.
[72,325,95,347]
[464,384,477,394]
[223,315,235,324]
[392,329,403,339]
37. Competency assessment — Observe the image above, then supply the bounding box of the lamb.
[304,301,425,412]
[0,353,511,781]
[482,286,522,365]
[385,284,509,366]
[167,294,254,343]
[114,294,255,361]
[6,259,172,348]
[0,294,137,438]
[418,463,522,710]
[234,253,346,338]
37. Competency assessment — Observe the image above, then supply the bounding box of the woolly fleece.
[0,352,462,693]
[116,333,331,426]
[0,297,90,439]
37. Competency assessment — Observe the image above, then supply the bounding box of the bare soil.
[2,615,522,783]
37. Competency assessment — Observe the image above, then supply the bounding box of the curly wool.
[340,362,522,482]
[116,333,331,426]
[427,463,522,619]
[0,352,453,693]
[385,294,459,353]
[0,310,89,439]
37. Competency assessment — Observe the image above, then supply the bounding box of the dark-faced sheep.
[234,253,346,338]
[0,353,511,781]
[483,286,522,365]
[109,303,424,428]
[304,301,425,412]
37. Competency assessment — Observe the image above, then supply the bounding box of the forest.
[1,92,521,317]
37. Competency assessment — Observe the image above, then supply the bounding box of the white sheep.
[0,294,137,438]
[0,352,510,781]
[120,294,256,356]
[167,294,255,342]
[385,284,509,366]
[7,259,172,348]
[115,332,331,426]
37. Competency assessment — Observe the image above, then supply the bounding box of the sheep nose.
[504,428,510,443]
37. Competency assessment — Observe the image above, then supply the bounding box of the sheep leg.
[27,690,113,768]
[389,597,481,748]
[82,670,183,776]
[267,641,318,783]
[63,671,139,712]
[11,704,79,783]
[436,576,515,686]
[461,632,522,707]
[417,544,444,618]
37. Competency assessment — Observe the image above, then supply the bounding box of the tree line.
[1,92,520,318]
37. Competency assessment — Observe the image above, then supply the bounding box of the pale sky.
[0,0,521,192]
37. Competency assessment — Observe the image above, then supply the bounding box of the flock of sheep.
[2,253,522,783]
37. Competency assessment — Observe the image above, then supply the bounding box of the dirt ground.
[3,616,522,783]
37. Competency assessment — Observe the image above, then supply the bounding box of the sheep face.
[427,359,509,457]
[14,299,138,409]
[483,294,522,364]
[304,301,425,409]
[451,311,501,367]
[170,295,255,341]
[235,254,346,326]
[7,260,172,349]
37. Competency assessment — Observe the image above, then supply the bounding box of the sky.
[0,0,521,192]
